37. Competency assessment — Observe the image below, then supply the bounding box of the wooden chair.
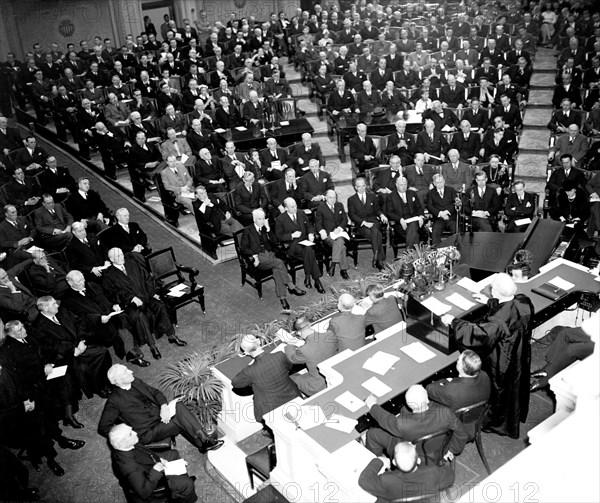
[454,400,491,475]
[145,247,205,324]
[413,429,453,466]
[245,442,276,489]
[232,229,275,299]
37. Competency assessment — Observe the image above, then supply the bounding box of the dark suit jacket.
[37,167,76,198]
[0,127,23,152]
[422,109,460,131]
[128,143,162,173]
[193,157,223,187]
[186,129,214,157]
[275,210,314,247]
[327,90,355,112]
[290,143,325,170]
[416,131,449,158]
[98,379,166,437]
[285,331,338,396]
[269,178,302,208]
[450,133,481,161]
[349,135,377,162]
[462,108,489,131]
[369,401,468,456]
[65,234,105,277]
[438,83,466,107]
[315,201,348,233]
[101,258,155,306]
[328,311,366,351]
[14,147,48,169]
[0,262,38,322]
[383,132,415,166]
[214,105,243,129]
[239,224,277,257]
[33,204,73,235]
[366,296,403,334]
[25,256,69,298]
[260,148,294,175]
[386,189,424,222]
[372,168,402,193]
[300,170,334,202]
[31,310,80,366]
[233,183,268,216]
[0,217,36,251]
[100,222,149,254]
[231,352,301,422]
[355,90,383,113]
[427,186,458,220]
[348,191,382,225]
[60,282,118,336]
[369,69,394,91]
[504,192,537,228]
[3,177,40,207]
[394,69,421,89]
[242,101,265,123]
[492,104,522,130]
[466,185,501,218]
[192,194,231,234]
[359,458,455,503]
[66,190,111,221]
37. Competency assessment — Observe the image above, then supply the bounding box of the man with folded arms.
[99,364,223,455]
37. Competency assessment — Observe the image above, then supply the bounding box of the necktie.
[292,214,296,223]
[479,188,484,198]
[361,194,366,204]
[248,186,252,194]
[439,190,443,198]
[52,316,60,325]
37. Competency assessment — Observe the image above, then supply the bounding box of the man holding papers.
[385,176,425,250]
[231,335,301,430]
[365,284,403,334]
[108,423,198,503]
[504,181,536,232]
[284,316,338,396]
[99,364,223,454]
[364,385,468,464]
[275,198,325,294]
[315,190,351,279]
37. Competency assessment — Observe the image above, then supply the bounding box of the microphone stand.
[260,97,269,136]
[268,96,280,133]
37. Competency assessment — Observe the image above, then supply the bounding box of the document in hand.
[330,229,350,240]
[299,240,315,246]
[167,397,182,419]
[46,365,68,380]
[163,459,187,476]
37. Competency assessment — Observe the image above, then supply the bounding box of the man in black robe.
[444,273,534,438]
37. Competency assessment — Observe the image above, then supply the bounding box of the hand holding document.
[167,397,182,419]
[330,229,350,240]
[46,365,68,380]
[163,458,187,476]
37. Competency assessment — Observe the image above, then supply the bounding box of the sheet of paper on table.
[446,292,476,311]
[421,296,452,316]
[548,276,575,291]
[514,218,532,227]
[279,121,290,126]
[163,459,187,476]
[296,405,328,430]
[362,376,392,397]
[46,365,68,380]
[400,341,436,363]
[363,351,400,375]
[335,391,366,413]
[456,277,481,293]
[325,413,358,433]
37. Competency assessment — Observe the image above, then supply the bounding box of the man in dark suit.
[493,95,522,131]
[384,120,415,166]
[451,120,481,164]
[386,177,425,250]
[404,154,437,209]
[269,168,303,219]
[239,208,305,309]
[395,61,421,90]
[546,154,588,206]
[0,116,23,160]
[33,195,73,250]
[328,293,365,351]
[0,204,37,268]
[0,261,40,322]
[315,190,350,279]
[101,208,151,256]
[349,123,380,175]
[192,185,243,260]
[427,350,491,438]
[3,167,42,213]
[371,156,403,206]
[193,148,226,192]
[299,159,334,210]
[101,248,185,360]
[32,296,113,399]
[504,181,537,232]
[547,98,581,134]
[233,172,268,226]
[37,156,76,203]
[438,75,466,108]
[64,222,107,281]
[108,423,198,503]
[466,171,501,232]
[214,96,243,129]
[462,98,489,132]
[99,365,222,455]
[427,174,458,245]
[128,131,163,199]
[284,316,338,396]
[416,120,449,165]
[219,141,247,190]
[260,138,296,182]
[422,101,460,132]
[348,176,388,269]
[290,133,325,172]
[275,198,324,293]
[364,384,468,463]
[359,441,455,502]
[365,284,404,334]
[66,177,112,233]
[327,79,355,114]
[25,250,69,299]
[14,136,47,173]
[232,334,301,426]
[187,119,216,158]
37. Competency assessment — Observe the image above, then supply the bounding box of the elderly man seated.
[161,156,195,213]
[99,364,223,454]
[108,423,198,503]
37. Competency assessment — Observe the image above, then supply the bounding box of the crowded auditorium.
[0,0,599,502]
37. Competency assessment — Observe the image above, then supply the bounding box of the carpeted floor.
[14,133,559,503]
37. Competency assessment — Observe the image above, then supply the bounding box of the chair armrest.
[176,263,200,284]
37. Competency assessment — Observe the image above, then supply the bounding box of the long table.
[216,118,313,151]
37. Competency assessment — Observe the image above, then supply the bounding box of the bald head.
[338,293,356,311]
[405,385,429,413]
[394,442,419,473]
[490,273,517,300]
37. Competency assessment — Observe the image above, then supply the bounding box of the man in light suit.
[466,171,501,232]
[548,124,589,166]
[427,174,458,245]
[284,316,338,396]
[160,156,195,212]
[232,334,301,428]
[275,198,324,293]
[328,293,365,351]
[348,176,388,270]
[315,190,350,279]
[159,128,195,165]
